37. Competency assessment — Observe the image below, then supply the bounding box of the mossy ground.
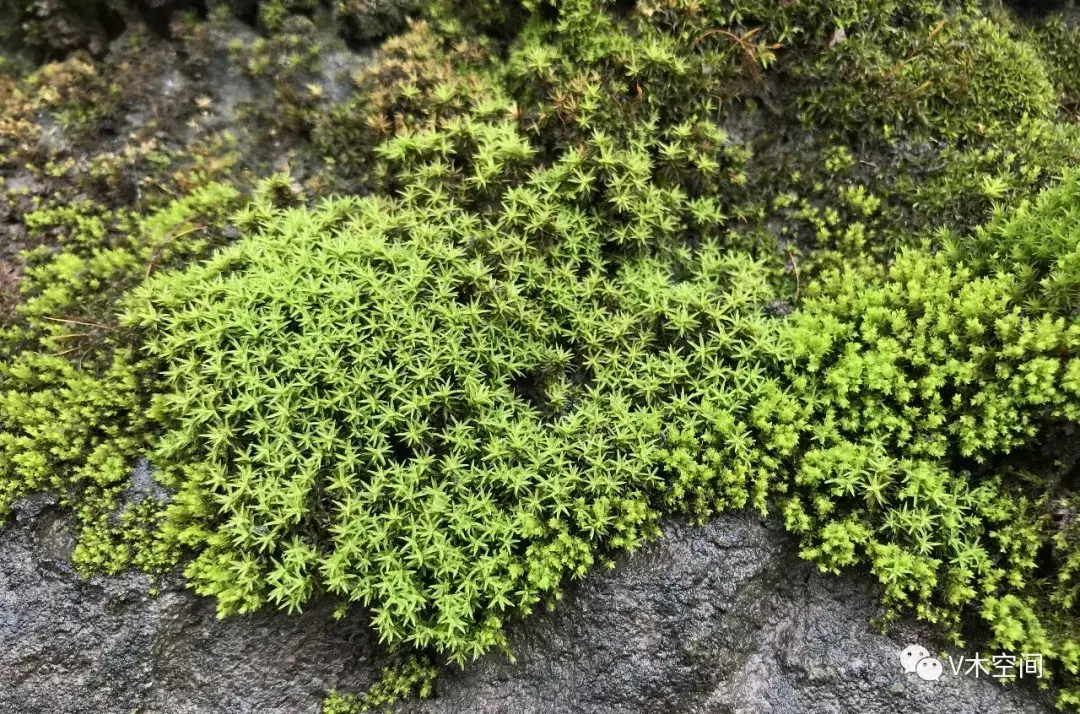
[7,0,1080,711]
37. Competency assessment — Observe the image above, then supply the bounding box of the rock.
[0,505,1057,714]
[18,0,119,57]
[0,499,384,714]
[121,458,173,507]
[404,514,1055,714]
[333,0,420,45]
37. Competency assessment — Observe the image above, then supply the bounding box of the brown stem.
[145,225,206,278]
[788,251,801,303]
[41,316,114,331]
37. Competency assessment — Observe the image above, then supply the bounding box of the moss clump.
[778,172,1080,702]
[312,21,497,186]
[127,149,792,659]
[130,191,661,659]
[1021,11,1080,120]
[322,656,436,713]
[783,250,1074,616]
[798,14,1056,140]
[962,167,1080,316]
[0,182,241,573]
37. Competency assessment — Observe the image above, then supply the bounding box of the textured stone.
[0,497,382,714]
[0,500,1057,714]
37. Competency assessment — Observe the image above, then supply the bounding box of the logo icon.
[916,657,943,681]
[900,644,930,674]
[900,644,942,681]
[906,646,1046,681]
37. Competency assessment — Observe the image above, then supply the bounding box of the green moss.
[1021,11,1080,120]
[778,169,1080,704]
[126,150,789,660]
[961,161,1080,315]
[312,21,500,187]
[323,656,436,713]
[799,14,1055,141]
[9,0,1080,709]
[0,182,242,574]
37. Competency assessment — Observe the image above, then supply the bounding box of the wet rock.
[334,0,420,45]
[19,0,121,57]
[121,458,173,507]
[0,507,1057,714]
[0,498,384,714]
[405,515,1054,714]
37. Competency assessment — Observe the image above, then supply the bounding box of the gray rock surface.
[0,495,383,714]
[0,499,1057,714]
[407,516,1054,714]
[333,0,421,44]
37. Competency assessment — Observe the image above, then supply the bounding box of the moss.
[798,14,1056,141]
[312,21,497,187]
[1021,10,1080,119]
[323,656,436,713]
[0,182,241,573]
[777,173,1080,699]
[9,0,1080,709]
[125,151,788,659]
